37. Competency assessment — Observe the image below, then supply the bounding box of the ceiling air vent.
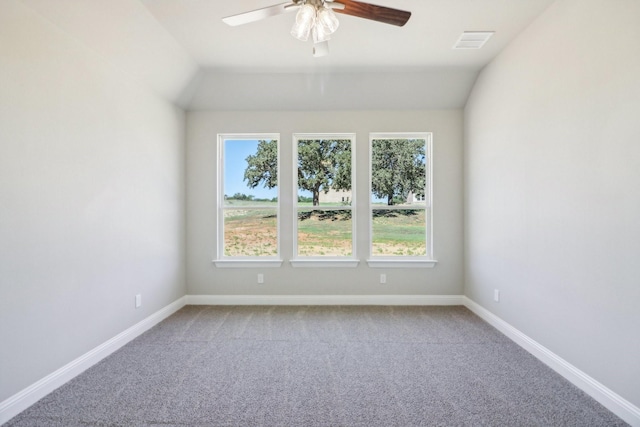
[453,31,495,49]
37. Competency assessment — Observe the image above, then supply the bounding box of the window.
[291,134,358,267]
[215,134,282,267]
[368,133,436,267]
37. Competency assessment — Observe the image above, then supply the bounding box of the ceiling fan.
[222,0,411,57]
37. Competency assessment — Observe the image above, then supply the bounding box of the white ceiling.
[18,0,556,109]
[141,0,555,72]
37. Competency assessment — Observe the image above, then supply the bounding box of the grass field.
[223,202,426,257]
[297,210,352,256]
[371,209,426,256]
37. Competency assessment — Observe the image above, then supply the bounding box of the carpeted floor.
[5,305,627,426]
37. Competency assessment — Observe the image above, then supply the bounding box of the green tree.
[244,139,278,190]
[230,193,254,201]
[297,139,351,205]
[243,138,351,206]
[371,138,426,205]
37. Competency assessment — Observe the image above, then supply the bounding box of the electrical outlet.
[257,274,264,284]
[135,294,142,308]
[380,274,387,284]
[494,289,500,302]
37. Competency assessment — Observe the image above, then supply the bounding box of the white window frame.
[367,132,437,268]
[290,133,359,268]
[214,133,283,268]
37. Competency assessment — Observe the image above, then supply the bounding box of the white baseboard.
[0,296,187,425]
[462,296,640,427]
[186,294,464,306]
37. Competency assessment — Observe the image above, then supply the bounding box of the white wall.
[0,1,188,402]
[188,70,478,111]
[187,110,463,295]
[465,0,640,409]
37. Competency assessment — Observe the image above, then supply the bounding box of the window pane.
[294,135,355,259]
[297,138,352,207]
[371,209,426,256]
[224,209,277,257]
[224,139,278,207]
[220,136,278,259]
[297,209,352,256]
[371,138,426,205]
[370,134,431,259]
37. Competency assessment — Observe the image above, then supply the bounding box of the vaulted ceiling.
[142,0,555,72]
[19,0,556,109]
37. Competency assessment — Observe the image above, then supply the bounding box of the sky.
[224,139,278,200]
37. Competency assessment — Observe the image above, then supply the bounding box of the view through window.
[217,132,433,264]
[370,133,431,257]
[294,134,355,257]
[219,135,279,258]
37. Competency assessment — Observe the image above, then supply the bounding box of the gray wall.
[187,110,464,295]
[464,0,640,408]
[0,1,187,402]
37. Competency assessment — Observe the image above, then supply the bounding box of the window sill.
[290,259,360,268]
[213,259,283,268]
[366,259,438,268]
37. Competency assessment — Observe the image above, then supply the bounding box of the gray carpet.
[5,305,627,426]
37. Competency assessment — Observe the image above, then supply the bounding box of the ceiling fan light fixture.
[290,21,312,41]
[291,2,339,44]
[296,3,317,23]
[312,22,331,43]
[290,3,316,41]
[317,6,339,34]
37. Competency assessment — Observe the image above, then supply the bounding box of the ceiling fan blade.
[222,2,298,27]
[332,0,411,27]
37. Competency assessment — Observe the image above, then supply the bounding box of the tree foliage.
[242,138,352,206]
[243,138,424,207]
[371,139,426,205]
[244,139,278,190]
[297,139,351,205]
[230,193,254,201]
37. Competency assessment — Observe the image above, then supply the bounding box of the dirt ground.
[223,210,425,257]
